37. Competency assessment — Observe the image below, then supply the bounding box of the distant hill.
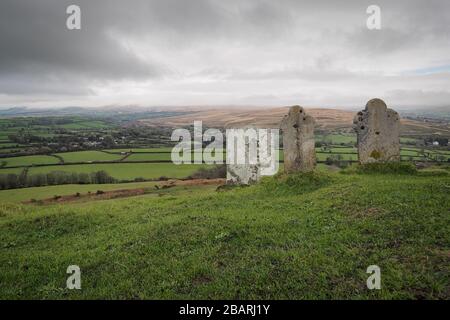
[140,107,354,129]
[1,105,448,136]
[140,106,450,136]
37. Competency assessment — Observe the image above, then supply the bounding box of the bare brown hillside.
[141,107,354,130]
[140,106,450,135]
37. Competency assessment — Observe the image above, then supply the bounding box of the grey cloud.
[0,0,449,106]
[0,0,163,91]
[386,89,450,107]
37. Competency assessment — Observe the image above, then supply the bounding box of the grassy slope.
[0,170,448,299]
[0,181,165,203]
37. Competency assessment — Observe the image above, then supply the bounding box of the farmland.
[1,144,449,185]
[55,151,124,163]
[27,163,207,180]
[0,110,449,192]
[2,155,60,167]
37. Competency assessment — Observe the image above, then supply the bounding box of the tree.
[102,135,116,148]
[6,174,18,189]
[78,173,90,184]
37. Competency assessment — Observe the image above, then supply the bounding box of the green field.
[316,153,358,161]
[2,155,60,167]
[0,181,167,203]
[0,143,23,148]
[0,144,447,175]
[56,151,124,163]
[58,120,110,130]
[327,147,357,153]
[0,167,24,175]
[401,149,421,156]
[317,134,356,144]
[0,149,23,154]
[126,151,226,162]
[400,137,419,144]
[28,163,209,180]
[0,168,448,299]
[126,153,174,162]
[104,148,174,153]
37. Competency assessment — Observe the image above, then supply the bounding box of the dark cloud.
[0,0,162,86]
[0,0,449,106]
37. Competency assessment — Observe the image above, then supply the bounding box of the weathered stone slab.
[226,127,260,185]
[353,98,400,163]
[280,106,316,173]
[225,128,279,185]
[226,164,260,185]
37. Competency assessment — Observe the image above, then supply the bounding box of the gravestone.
[280,106,316,173]
[226,127,260,185]
[226,164,260,185]
[225,128,279,185]
[353,98,400,163]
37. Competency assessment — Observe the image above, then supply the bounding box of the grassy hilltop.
[0,166,449,299]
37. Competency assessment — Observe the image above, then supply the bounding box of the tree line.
[0,170,116,190]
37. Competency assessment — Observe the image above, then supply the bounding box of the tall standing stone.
[280,106,316,173]
[353,98,400,164]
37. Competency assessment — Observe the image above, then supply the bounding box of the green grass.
[317,134,356,144]
[327,147,357,153]
[0,181,168,203]
[3,155,60,167]
[0,170,448,299]
[400,149,420,156]
[125,153,175,162]
[342,162,418,175]
[104,148,174,153]
[316,152,358,161]
[126,152,226,162]
[28,163,209,180]
[0,149,24,154]
[105,147,226,153]
[400,137,418,144]
[58,121,110,130]
[55,151,123,163]
[0,167,24,175]
[0,143,22,148]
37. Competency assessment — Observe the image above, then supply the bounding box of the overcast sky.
[0,0,449,109]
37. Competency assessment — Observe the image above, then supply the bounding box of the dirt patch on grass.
[24,178,225,205]
[171,178,225,186]
[192,275,213,287]
[351,207,386,219]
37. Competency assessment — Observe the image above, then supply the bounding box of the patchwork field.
[1,145,448,183]
[58,120,110,130]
